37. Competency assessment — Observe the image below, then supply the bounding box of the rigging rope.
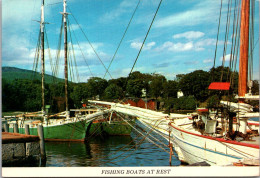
[220,0,232,81]
[227,0,238,82]
[54,16,64,81]
[248,0,255,82]
[212,0,223,82]
[128,0,163,77]
[68,6,113,79]
[123,0,163,92]
[230,0,241,86]
[44,27,56,82]
[32,30,41,80]
[69,17,94,78]
[103,0,141,79]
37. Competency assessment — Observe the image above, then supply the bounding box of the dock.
[2,126,46,166]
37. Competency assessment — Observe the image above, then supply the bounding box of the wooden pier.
[2,125,46,166]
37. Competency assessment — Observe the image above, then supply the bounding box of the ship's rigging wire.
[220,0,232,82]
[230,0,241,87]
[123,0,163,92]
[67,18,80,82]
[103,0,141,79]
[127,0,163,78]
[93,112,173,166]
[227,0,238,82]
[231,0,241,87]
[248,0,255,82]
[212,0,223,82]
[68,6,113,79]
[68,17,94,78]
[32,29,41,79]
[54,16,64,81]
[44,27,56,82]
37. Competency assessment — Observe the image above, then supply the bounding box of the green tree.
[179,70,210,101]
[104,84,123,99]
[86,77,108,98]
[149,74,166,99]
[126,79,144,98]
[163,80,178,99]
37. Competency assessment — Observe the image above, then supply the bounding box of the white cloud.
[156,41,203,52]
[154,1,221,28]
[69,24,80,31]
[173,31,205,40]
[130,41,156,50]
[203,59,213,63]
[99,0,137,22]
[219,54,232,62]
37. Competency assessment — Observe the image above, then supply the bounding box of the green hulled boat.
[6,109,134,141]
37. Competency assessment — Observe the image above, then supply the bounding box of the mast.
[63,0,69,117]
[238,0,250,100]
[41,0,45,114]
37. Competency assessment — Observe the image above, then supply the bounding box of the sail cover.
[208,82,230,90]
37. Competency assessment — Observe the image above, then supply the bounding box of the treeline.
[2,66,259,113]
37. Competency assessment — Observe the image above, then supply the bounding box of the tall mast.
[41,0,45,113]
[63,0,69,117]
[238,0,250,100]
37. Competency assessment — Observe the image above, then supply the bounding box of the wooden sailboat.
[5,0,133,141]
[88,0,259,166]
[155,0,259,166]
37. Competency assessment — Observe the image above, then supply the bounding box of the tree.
[149,74,166,99]
[126,79,144,98]
[163,80,178,99]
[70,83,90,108]
[86,77,108,98]
[108,77,127,91]
[104,84,123,99]
[179,70,210,101]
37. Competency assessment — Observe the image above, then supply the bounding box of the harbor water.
[4,132,181,167]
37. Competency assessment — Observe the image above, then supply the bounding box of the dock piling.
[37,124,46,160]
[14,123,19,133]
[4,123,9,132]
[25,124,30,135]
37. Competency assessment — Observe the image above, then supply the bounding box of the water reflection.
[45,135,180,167]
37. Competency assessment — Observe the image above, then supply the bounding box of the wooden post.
[14,123,19,133]
[37,124,46,160]
[25,124,30,135]
[4,123,9,132]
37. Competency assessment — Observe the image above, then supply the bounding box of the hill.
[2,66,64,84]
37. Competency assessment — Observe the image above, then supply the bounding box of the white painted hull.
[137,117,259,166]
[169,123,259,165]
[88,100,259,166]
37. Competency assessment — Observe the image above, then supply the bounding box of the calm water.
[44,132,181,167]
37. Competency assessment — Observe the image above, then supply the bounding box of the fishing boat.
[89,0,259,166]
[4,0,133,141]
[138,0,260,166]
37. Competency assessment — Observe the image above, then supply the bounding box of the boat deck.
[240,136,260,146]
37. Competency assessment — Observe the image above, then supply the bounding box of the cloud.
[184,60,199,65]
[173,31,205,40]
[156,41,204,52]
[99,0,137,23]
[154,1,221,28]
[69,24,80,31]
[203,59,213,63]
[219,54,232,62]
[153,62,170,68]
[130,41,156,50]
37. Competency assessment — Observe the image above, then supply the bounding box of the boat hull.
[8,120,133,141]
[169,122,259,165]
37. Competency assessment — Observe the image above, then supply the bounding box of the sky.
[2,0,259,82]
